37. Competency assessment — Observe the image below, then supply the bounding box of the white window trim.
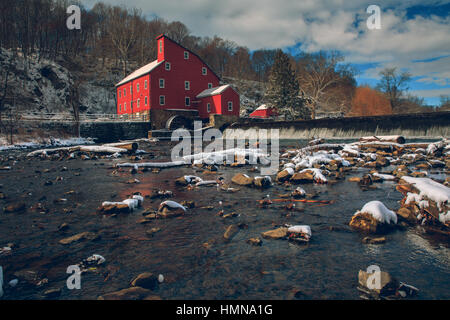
[228,101,233,111]
[184,51,189,59]
[137,83,139,92]
[207,103,211,113]
[159,40,163,53]
[130,85,132,95]
[145,96,148,106]
[119,104,122,112]
[185,97,190,107]
[202,67,207,75]
[119,90,121,98]
[165,62,171,71]
[124,88,126,96]
[159,95,165,106]
[137,98,140,108]
[159,78,165,89]
[144,80,148,89]
[124,102,126,111]
[185,81,190,90]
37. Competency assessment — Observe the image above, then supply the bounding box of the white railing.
[4,112,149,122]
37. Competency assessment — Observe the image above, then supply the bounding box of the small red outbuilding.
[249,104,278,118]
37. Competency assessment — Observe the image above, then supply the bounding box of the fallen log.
[27,145,128,157]
[103,142,138,152]
[78,146,128,154]
[360,135,406,144]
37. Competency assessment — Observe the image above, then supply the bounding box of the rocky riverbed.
[0,138,449,300]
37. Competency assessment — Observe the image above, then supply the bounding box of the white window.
[185,97,190,106]
[144,80,147,89]
[130,85,132,95]
[208,83,212,89]
[137,83,139,92]
[159,95,165,106]
[228,101,233,111]
[185,81,190,90]
[159,40,163,53]
[124,88,126,96]
[159,78,165,88]
[137,99,140,108]
[207,103,211,113]
[145,96,148,106]
[124,102,126,111]
[184,51,189,59]
[165,62,171,71]
[119,104,122,112]
[119,90,121,98]
[202,67,207,75]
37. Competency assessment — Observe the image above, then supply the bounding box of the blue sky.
[82,0,450,106]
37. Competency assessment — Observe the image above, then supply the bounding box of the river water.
[0,139,449,299]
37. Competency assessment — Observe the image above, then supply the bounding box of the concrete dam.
[224,111,450,140]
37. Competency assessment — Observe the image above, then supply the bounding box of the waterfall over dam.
[223,112,450,140]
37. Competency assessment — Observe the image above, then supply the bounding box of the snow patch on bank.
[0,137,94,151]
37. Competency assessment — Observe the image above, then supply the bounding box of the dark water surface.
[0,139,449,299]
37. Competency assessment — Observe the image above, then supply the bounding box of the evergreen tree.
[264,50,310,120]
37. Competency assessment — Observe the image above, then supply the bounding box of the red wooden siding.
[115,34,238,119]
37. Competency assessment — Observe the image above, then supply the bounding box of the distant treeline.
[0,0,279,82]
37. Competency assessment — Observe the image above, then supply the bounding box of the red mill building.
[115,34,240,130]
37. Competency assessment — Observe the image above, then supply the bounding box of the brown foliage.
[350,86,392,116]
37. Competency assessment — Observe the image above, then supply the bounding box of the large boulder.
[397,207,417,223]
[97,203,130,215]
[261,227,288,240]
[349,212,381,233]
[231,173,254,186]
[290,171,314,183]
[350,201,397,234]
[358,270,399,296]
[276,168,294,182]
[253,176,272,188]
[130,273,158,290]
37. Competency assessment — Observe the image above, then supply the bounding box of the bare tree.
[107,6,141,75]
[376,67,412,112]
[296,51,356,119]
[167,21,190,45]
[69,79,82,137]
[0,54,12,130]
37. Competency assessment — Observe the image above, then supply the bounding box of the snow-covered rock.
[356,201,398,224]
[401,177,450,210]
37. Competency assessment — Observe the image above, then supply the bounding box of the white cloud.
[412,88,450,98]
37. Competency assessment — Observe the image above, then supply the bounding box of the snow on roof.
[196,85,231,98]
[116,60,163,86]
[254,104,268,111]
